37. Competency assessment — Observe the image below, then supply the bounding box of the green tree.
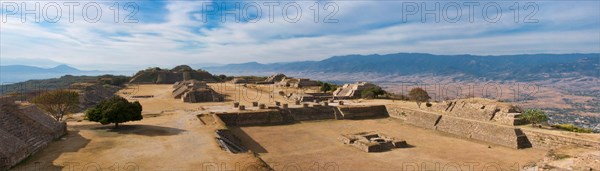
[521,109,548,126]
[361,86,386,99]
[31,90,80,121]
[85,96,143,128]
[320,83,332,93]
[408,88,431,108]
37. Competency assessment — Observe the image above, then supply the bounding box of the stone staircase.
[0,104,66,170]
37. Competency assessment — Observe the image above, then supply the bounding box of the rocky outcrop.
[0,100,66,170]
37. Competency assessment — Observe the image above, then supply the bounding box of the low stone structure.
[332,82,378,99]
[262,73,287,84]
[288,92,333,102]
[212,105,388,126]
[385,104,532,149]
[276,78,320,88]
[338,105,389,119]
[230,78,248,84]
[182,88,223,103]
[215,129,247,154]
[431,98,524,126]
[172,79,223,103]
[0,101,67,170]
[522,129,600,150]
[340,132,408,152]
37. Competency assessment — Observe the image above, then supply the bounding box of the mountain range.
[0,64,125,83]
[203,53,599,82]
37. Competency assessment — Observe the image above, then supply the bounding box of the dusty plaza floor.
[12,84,549,171]
[235,119,546,170]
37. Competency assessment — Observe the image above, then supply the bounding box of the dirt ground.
[234,118,547,171]
[11,84,267,171]
[11,84,596,171]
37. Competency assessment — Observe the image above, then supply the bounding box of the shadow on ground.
[92,124,186,137]
[10,130,91,171]
[229,127,269,153]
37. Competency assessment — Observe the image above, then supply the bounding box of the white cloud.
[1,1,598,70]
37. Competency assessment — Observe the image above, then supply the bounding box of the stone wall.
[522,130,600,150]
[385,105,530,149]
[287,106,337,121]
[430,99,522,126]
[385,105,441,130]
[214,105,390,126]
[338,105,388,119]
[435,115,530,149]
[0,103,67,170]
[215,110,284,126]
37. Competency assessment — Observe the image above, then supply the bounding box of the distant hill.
[129,65,217,84]
[204,53,600,82]
[0,64,127,83]
[0,75,130,96]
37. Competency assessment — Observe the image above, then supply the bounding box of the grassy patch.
[552,124,593,133]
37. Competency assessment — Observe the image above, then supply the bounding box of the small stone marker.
[282,103,289,109]
[302,103,309,108]
[238,105,245,110]
[323,102,329,106]
[275,101,281,106]
[233,102,240,108]
[295,100,301,105]
[252,102,258,107]
[259,104,266,109]
[339,101,344,105]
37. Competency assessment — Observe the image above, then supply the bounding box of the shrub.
[31,89,80,121]
[408,88,431,108]
[520,109,548,126]
[320,83,332,93]
[86,96,143,128]
[552,124,593,133]
[361,86,385,99]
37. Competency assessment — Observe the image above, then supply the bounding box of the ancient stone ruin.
[276,78,320,88]
[215,129,247,154]
[287,92,333,102]
[129,65,216,84]
[212,105,388,126]
[262,73,287,84]
[172,79,223,103]
[340,132,408,152]
[332,82,378,99]
[384,98,533,149]
[69,83,119,111]
[0,99,67,170]
[230,78,248,84]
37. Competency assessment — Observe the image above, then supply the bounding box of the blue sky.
[1,0,599,70]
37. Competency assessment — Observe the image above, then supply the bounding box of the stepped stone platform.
[211,105,388,126]
[0,101,66,170]
[340,132,408,152]
[386,104,532,149]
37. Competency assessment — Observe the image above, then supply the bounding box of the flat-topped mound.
[428,98,523,125]
[129,65,216,84]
